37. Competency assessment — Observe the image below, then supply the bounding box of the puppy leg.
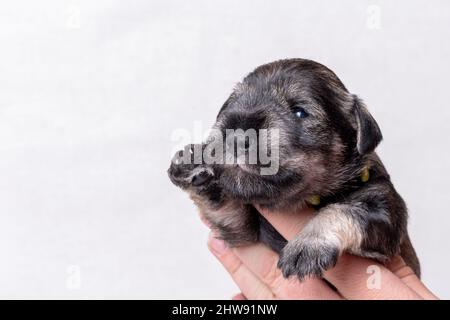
[278,202,401,280]
[258,214,288,253]
[203,203,260,247]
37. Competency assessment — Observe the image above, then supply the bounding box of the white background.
[0,0,449,299]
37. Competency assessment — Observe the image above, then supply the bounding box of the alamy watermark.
[170,122,280,175]
[366,265,382,290]
[66,265,82,290]
[366,4,382,30]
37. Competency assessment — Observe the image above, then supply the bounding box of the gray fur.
[168,58,420,279]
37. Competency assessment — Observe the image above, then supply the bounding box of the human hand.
[206,206,438,300]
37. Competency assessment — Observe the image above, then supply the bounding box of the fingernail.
[208,233,228,255]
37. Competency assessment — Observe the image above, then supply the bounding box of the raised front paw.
[168,144,214,189]
[278,233,340,281]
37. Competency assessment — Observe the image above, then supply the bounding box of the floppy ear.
[352,95,383,154]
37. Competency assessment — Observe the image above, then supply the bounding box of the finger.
[258,207,422,300]
[207,233,275,300]
[256,205,315,240]
[233,242,342,300]
[324,253,422,300]
[387,256,438,300]
[232,293,247,300]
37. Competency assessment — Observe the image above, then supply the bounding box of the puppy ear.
[352,95,382,154]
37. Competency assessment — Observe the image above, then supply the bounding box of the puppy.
[168,59,420,280]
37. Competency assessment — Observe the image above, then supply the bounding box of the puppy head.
[213,59,382,205]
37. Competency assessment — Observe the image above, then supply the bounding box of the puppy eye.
[292,107,308,119]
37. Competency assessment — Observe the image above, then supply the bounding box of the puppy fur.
[168,59,420,279]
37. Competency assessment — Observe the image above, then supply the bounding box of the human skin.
[204,206,438,300]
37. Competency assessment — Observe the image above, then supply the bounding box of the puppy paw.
[278,234,340,281]
[168,144,214,188]
[191,167,214,186]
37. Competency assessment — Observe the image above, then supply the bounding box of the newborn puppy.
[168,59,420,279]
